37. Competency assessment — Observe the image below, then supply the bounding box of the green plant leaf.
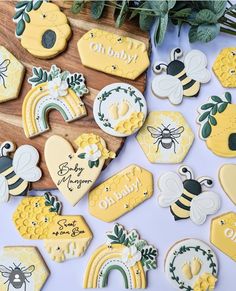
[78,153,86,159]
[209,115,217,126]
[88,160,94,168]
[91,0,105,20]
[195,9,218,24]
[212,0,227,18]
[196,23,220,43]
[167,0,176,10]
[139,2,154,31]
[15,1,28,9]
[202,121,212,138]
[211,95,222,103]
[218,102,228,113]
[172,8,192,18]
[150,1,168,16]
[71,0,85,14]
[13,9,24,20]
[201,103,214,110]
[23,12,30,23]
[199,111,210,122]
[115,0,129,28]
[16,19,25,36]
[154,14,168,46]
[188,26,198,43]
[225,92,232,103]
[26,1,33,12]
[211,105,218,115]
[33,0,43,10]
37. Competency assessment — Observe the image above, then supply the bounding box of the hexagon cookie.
[0,246,49,291]
[213,48,236,87]
[136,111,194,163]
[0,46,24,103]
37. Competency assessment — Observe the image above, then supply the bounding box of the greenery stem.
[221,26,236,35]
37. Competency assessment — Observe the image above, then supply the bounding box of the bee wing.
[0,59,10,72]
[0,175,9,203]
[24,265,35,277]
[0,265,11,277]
[190,192,220,225]
[184,50,211,83]
[152,75,183,105]
[158,172,183,207]
[170,126,184,138]
[13,145,42,182]
[147,126,162,138]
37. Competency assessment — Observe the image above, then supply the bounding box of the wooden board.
[0,1,149,190]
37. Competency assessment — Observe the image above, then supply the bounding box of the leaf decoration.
[154,14,168,46]
[196,23,220,43]
[115,0,129,28]
[28,67,51,86]
[91,0,105,20]
[44,192,62,214]
[139,1,154,32]
[71,0,85,14]
[141,245,158,271]
[195,9,218,24]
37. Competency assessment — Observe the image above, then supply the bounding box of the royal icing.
[22,65,88,138]
[152,48,210,105]
[165,239,218,291]
[13,1,71,59]
[93,83,147,137]
[158,166,220,225]
[213,48,236,87]
[13,192,93,262]
[89,165,153,222]
[136,111,194,163]
[0,246,49,291]
[83,223,158,289]
[197,92,236,157]
[77,28,149,80]
[44,134,115,206]
[0,141,41,203]
[219,164,236,205]
[0,46,25,103]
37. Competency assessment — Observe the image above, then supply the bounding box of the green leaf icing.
[44,192,62,214]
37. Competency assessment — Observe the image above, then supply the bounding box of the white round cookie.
[165,239,218,290]
[93,83,147,137]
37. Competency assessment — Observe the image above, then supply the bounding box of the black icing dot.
[229,133,236,150]
[42,30,56,49]
[207,179,213,185]
[182,167,187,173]
[5,143,11,149]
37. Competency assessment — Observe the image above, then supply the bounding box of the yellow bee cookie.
[13,1,71,59]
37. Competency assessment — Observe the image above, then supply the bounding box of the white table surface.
[1,22,236,291]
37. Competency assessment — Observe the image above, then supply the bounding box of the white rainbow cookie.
[0,46,25,103]
[158,165,220,225]
[83,223,158,289]
[0,141,41,203]
[22,65,88,138]
[93,83,147,137]
[13,192,93,263]
[165,239,218,291]
[44,133,116,206]
[0,246,49,291]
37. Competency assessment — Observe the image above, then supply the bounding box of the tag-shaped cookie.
[22,65,88,138]
[136,111,194,163]
[89,165,153,222]
[0,46,25,103]
[158,165,220,225]
[93,83,147,137]
[0,246,49,291]
[211,212,236,262]
[83,223,158,289]
[77,28,149,80]
[165,239,218,291]
[152,48,210,105]
[197,92,236,157]
[45,134,115,206]
[13,1,71,59]
[0,141,41,203]
[219,164,236,205]
[13,192,93,262]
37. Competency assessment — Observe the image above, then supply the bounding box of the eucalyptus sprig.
[70,0,236,45]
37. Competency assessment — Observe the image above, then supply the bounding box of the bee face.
[183,179,202,196]
[167,60,185,77]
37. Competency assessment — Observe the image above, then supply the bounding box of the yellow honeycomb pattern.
[114,112,144,135]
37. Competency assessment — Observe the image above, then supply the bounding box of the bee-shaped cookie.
[152,48,211,105]
[0,141,42,202]
[158,166,220,225]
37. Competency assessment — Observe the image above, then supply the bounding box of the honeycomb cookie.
[13,1,71,59]
[93,83,147,137]
[165,239,218,291]
[13,192,93,263]
[83,223,158,289]
[197,92,236,157]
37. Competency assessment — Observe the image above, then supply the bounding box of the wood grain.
[0,1,149,190]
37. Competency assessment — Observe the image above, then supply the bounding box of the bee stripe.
[175,69,185,79]
[8,177,24,189]
[175,200,190,210]
[9,180,28,196]
[179,73,187,81]
[0,166,13,176]
[7,174,20,185]
[182,194,192,202]
[183,79,196,90]
[5,171,15,179]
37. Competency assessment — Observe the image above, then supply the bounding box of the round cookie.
[93,83,147,137]
[165,239,218,291]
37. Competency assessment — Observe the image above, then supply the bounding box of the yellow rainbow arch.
[22,82,87,138]
[83,244,146,289]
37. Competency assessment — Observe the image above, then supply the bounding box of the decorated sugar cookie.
[22,65,88,138]
[45,134,115,206]
[13,192,93,263]
[0,246,49,291]
[0,46,25,103]
[13,1,71,59]
[211,212,236,261]
[152,48,211,105]
[219,164,236,205]
[213,48,236,87]
[165,239,218,291]
[136,111,194,163]
[0,141,41,203]
[89,164,153,222]
[93,83,147,137]
[158,166,220,225]
[197,92,236,157]
[83,223,158,289]
[77,28,149,80]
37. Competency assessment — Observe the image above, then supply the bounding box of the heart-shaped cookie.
[219,164,236,205]
[45,134,115,206]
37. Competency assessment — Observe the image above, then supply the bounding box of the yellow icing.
[182,262,193,280]
[191,258,202,276]
[89,164,153,222]
[0,46,24,103]
[114,112,144,135]
[213,48,236,87]
[219,164,236,205]
[77,28,149,80]
[193,273,217,291]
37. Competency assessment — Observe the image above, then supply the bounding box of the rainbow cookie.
[83,223,158,289]
[22,65,88,138]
